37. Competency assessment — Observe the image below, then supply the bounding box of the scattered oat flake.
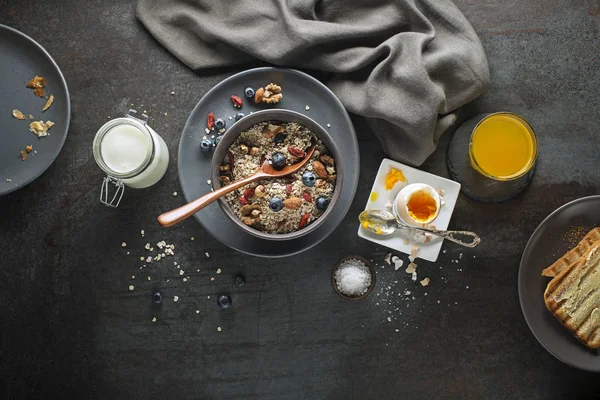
[12,109,26,120]
[179,270,184,276]
[172,192,177,196]
[420,277,430,287]
[42,95,54,111]
[152,317,157,323]
[217,326,222,332]
[173,296,179,302]
[121,242,127,247]
[394,259,404,271]
[183,277,188,282]
[147,276,151,281]
[210,277,215,281]
[205,252,210,258]
[387,317,392,322]
[305,105,310,110]
[405,262,417,274]
[129,285,134,291]
[410,246,420,258]
[216,268,221,274]
[327,123,331,128]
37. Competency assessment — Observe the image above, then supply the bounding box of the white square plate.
[357,158,461,262]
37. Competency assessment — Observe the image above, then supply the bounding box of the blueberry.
[215,135,222,145]
[269,197,284,212]
[234,112,245,121]
[217,294,232,309]
[302,171,316,187]
[316,197,330,210]
[244,87,255,98]
[273,133,287,144]
[215,118,226,130]
[235,274,246,287]
[200,137,214,152]
[271,152,286,169]
[152,291,163,304]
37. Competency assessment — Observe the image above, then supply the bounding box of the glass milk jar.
[93,109,169,206]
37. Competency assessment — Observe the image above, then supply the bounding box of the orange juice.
[469,113,537,180]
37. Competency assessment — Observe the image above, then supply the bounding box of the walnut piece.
[26,76,47,97]
[255,82,283,104]
[42,95,54,111]
[12,109,26,120]
[29,120,54,137]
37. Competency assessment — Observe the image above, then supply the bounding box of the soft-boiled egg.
[392,183,440,227]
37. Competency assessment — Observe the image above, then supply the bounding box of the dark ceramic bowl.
[331,255,376,301]
[211,109,343,241]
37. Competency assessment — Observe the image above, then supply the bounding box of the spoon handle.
[429,229,481,248]
[158,174,263,228]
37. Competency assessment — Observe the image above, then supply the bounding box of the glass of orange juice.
[469,112,538,181]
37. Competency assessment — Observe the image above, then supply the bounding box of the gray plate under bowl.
[177,67,359,257]
[0,24,71,196]
[519,195,600,371]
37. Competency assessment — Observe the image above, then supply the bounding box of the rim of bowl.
[211,109,344,241]
[331,255,376,301]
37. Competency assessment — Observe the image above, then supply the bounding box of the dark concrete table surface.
[1,1,600,399]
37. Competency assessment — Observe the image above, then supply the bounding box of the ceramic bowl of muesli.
[211,109,342,241]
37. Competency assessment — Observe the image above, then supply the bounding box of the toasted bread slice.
[544,243,600,349]
[542,227,600,277]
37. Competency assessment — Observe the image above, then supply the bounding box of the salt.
[334,259,372,297]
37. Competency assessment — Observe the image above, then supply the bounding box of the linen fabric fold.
[137,0,489,165]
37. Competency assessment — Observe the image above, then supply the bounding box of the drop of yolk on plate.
[370,191,379,202]
[407,190,437,222]
[385,168,406,191]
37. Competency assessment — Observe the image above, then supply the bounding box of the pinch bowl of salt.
[331,255,376,301]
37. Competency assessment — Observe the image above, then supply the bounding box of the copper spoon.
[158,144,316,228]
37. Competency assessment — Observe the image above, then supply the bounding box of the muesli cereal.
[220,121,336,234]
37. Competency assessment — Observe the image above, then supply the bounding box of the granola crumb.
[172,191,177,196]
[179,270,184,276]
[131,275,135,279]
[327,123,331,128]
[173,296,179,302]
[207,180,212,185]
[196,310,200,314]
[205,252,210,258]
[121,242,127,247]
[190,237,194,241]
[305,105,310,110]
[210,277,215,281]
[420,277,430,286]
[147,276,151,281]
[152,317,157,323]
[217,326,222,332]
[6,179,11,182]
[216,268,221,274]
[129,285,134,291]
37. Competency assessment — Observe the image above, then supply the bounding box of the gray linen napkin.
[137,0,489,165]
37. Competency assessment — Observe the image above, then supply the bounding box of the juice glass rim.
[469,112,538,181]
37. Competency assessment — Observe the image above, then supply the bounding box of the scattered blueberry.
[234,112,245,121]
[244,87,255,98]
[316,197,330,210]
[271,152,286,169]
[235,274,246,287]
[215,118,226,130]
[217,294,232,309]
[200,137,214,152]
[269,197,284,212]
[152,291,163,304]
[273,133,287,144]
[302,171,316,187]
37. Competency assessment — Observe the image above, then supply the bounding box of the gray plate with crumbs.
[0,24,70,196]
[177,67,359,257]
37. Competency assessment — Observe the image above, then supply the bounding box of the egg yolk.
[370,191,379,202]
[407,190,437,222]
[385,168,406,191]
